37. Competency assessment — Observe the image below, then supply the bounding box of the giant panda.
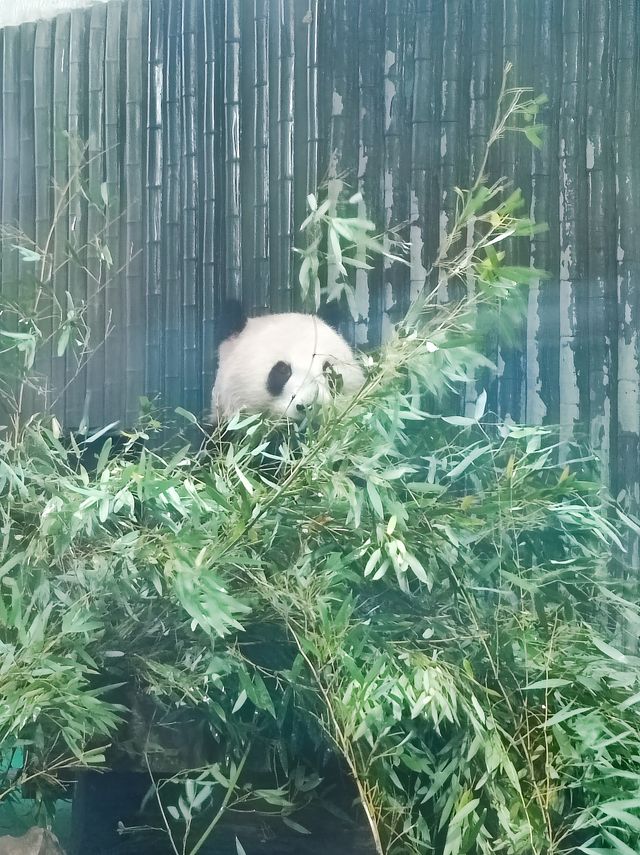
[210,299,365,425]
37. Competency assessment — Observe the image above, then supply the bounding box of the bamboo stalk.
[1,27,20,327]
[145,0,164,404]
[51,14,71,421]
[468,0,492,183]
[0,26,20,427]
[163,0,182,412]
[558,0,587,452]
[314,0,330,201]
[276,0,295,312]
[200,0,218,408]
[527,0,562,427]
[65,9,89,429]
[124,0,147,427]
[304,0,320,224]
[181,0,200,415]
[253,0,270,312]
[267,0,282,310]
[33,19,54,413]
[324,0,358,335]
[463,0,492,417]
[224,0,242,302]
[357,0,385,346]
[437,0,468,308]
[497,0,523,423]
[614,0,640,559]
[585,1,616,485]
[383,0,411,323]
[18,24,36,417]
[292,0,311,314]
[103,0,124,422]
[86,2,107,428]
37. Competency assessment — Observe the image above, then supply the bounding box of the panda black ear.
[217,299,248,342]
[316,299,343,332]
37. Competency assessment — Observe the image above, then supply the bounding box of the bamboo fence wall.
[0,0,639,530]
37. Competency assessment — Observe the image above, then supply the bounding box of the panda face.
[210,311,364,424]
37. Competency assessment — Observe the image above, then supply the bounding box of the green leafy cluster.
[2,68,640,855]
[3,290,640,855]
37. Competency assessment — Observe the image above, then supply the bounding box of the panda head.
[210,301,365,424]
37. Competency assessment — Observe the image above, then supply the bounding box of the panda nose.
[296,403,306,414]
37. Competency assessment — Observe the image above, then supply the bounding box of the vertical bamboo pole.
[103,0,123,422]
[124,0,147,427]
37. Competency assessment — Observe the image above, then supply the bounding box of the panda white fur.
[210,301,364,424]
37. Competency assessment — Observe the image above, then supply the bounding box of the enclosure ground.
[0,779,376,855]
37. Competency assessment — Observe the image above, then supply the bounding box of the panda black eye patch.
[322,359,344,394]
[266,361,292,396]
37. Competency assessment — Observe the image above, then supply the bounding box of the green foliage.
[2,67,640,855]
